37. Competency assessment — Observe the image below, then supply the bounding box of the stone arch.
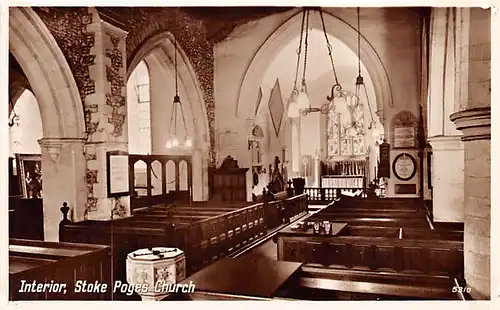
[9,7,88,241]
[236,9,393,123]
[9,7,86,139]
[128,32,210,150]
[129,32,210,201]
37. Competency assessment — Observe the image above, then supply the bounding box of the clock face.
[392,153,417,181]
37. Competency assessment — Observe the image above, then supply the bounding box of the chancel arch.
[236,8,393,123]
[128,31,210,201]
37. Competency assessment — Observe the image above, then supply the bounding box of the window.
[327,91,365,157]
[127,60,151,155]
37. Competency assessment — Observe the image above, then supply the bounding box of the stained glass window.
[327,91,365,157]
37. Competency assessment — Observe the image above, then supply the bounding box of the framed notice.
[16,154,42,198]
[394,126,416,148]
[392,153,417,181]
[106,151,129,197]
[378,142,391,178]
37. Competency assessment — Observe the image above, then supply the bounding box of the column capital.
[450,107,490,141]
[427,135,464,151]
[38,137,86,163]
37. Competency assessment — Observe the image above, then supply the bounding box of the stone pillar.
[427,8,465,222]
[38,138,87,241]
[83,9,130,221]
[450,7,490,300]
[427,136,464,221]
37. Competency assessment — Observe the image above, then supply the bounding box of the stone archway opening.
[9,7,87,241]
[247,14,386,189]
[128,32,211,201]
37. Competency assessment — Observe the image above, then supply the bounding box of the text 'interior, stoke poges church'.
[7,6,491,301]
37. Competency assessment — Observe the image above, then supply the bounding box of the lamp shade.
[288,102,300,118]
[296,91,310,110]
[185,139,192,148]
[172,138,179,147]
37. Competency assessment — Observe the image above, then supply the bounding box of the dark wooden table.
[175,256,302,299]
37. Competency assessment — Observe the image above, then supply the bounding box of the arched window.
[9,89,42,156]
[327,91,365,157]
[127,60,151,154]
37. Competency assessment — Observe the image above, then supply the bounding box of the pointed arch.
[9,7,85,139]
[128,32,210,150]
[236,9,393,122]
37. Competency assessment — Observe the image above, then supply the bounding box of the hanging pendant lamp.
[166,37,192,149]
[354,7,379,140]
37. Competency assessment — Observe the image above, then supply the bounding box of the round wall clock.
[392,153,417,181]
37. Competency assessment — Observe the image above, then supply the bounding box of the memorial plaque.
[394,126,416,148]
[107,151,129,197]
[392,153,417,181]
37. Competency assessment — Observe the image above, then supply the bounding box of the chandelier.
[287,8,343,118]
[287,8,380,137]
[165,37,192,149]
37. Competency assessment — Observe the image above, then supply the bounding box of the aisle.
[241,239,278,260]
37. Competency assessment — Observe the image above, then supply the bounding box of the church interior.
[6,6,492,301]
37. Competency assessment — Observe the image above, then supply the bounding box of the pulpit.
[126,247,186,301]
[212,156,248,201]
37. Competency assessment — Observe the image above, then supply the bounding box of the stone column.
[83,9,130,221]
[38,138,87,241]
[450,7,490,300]
[427,8,465,222]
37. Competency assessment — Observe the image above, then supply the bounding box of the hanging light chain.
[357,7,361,77]
[301,9,310,84]
[174,37,179,97]
[293,10,307,90]
[320,10,340,88]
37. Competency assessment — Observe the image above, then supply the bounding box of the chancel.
[7,5,491,302]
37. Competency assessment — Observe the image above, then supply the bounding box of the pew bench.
[276,233,463,277]
[340,225,463,241]
[166,256,462,300]
[9,238,110,301]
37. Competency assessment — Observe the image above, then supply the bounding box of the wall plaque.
[392,153,417,181]
[107,151,129,197]
[378,142,391,178]
[394,126,416,148]
[391,111,418,149]
[395,184,417,194]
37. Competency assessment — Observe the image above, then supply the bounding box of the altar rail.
[305,187,367,203]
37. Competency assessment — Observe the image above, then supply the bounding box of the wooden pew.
[277,234,463,277]
[340,225,463,241]
[59,193,309,299]
[167,256,462,300]
[9,238,110,300]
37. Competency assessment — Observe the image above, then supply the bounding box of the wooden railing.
[305,187,367,203]
[179,202,266,273]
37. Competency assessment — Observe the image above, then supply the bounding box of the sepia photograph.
[4,2,494,306]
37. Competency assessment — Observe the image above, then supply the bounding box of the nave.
[7,5,491,302]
